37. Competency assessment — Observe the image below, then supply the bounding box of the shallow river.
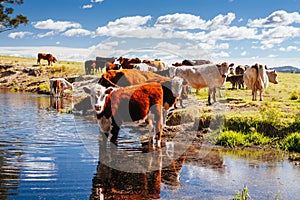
[0,90,299,200]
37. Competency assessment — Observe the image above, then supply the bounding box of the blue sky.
[0,0,300,67]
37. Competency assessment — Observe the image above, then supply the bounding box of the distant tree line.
[0,0,28,33]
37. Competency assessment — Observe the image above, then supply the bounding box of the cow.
[243,63,278,101]
[175,63,229,105]
[96,56,116,73]
[98,69,182,125]
[118,57,141,69]
[49,78,73,98]
[133,63,158,72]
[226,74,244,89]
[84,82,164,147]
[84,60,96,75]
[142,59,168,71]
[235,65,246,75]
[37,53,57,66]
[105,62,121,72]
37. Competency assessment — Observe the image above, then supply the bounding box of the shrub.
[290,91,299,100]
[280,132,300,152]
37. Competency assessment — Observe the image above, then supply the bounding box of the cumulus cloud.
[82,4,93,9]
[155,13,206,30]
[37,31,55,38]
[8,31,32,39]
[63,28,93,37]
[95,16,156,37]
[32,19,82,32]
[248,10,300,27]
[155,12,235,30]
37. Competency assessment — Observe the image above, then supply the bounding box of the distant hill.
[271,66,300,73]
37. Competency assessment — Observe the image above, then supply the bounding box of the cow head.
[83,84,115,114]
[171,77,183,98]
[52,57,57,63]
[267,70,279,84]
[216,62,229,82]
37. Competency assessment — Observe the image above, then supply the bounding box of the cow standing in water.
[84,83,164,148]
[37,53,57,66]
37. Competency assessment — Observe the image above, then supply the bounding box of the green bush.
[290,91,299,100]
[280,132,300,152]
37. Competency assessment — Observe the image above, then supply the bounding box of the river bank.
[1,55,300,160]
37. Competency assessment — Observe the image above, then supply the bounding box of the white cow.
[243,64,278,101]
[175,63,228,105]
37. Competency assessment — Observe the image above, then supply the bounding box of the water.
[0,90,300,199]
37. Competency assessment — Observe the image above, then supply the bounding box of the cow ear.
[105,87,114,94]
[83,87,91,94]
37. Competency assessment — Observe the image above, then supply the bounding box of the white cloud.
[91,0,104,2]
[154,12,235,30]
[32,19,82,32]
[37,31,55,38]
[279,46,299,52]
[8,32,32,39]
[268,54,277,58]
[248,10,300,27]
[82,4,93,9]
[63,28,93,37]
[241,51,247,56]
[155,13,206,30]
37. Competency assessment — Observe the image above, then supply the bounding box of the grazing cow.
[84,83,164,147]
[226,74,244,89]
[96,57,116,73]
[84,60,96,75]
[142,59,168,71]
[49,78,73,98]
[118,57,141,69]
[37,53,57,66]
[243,63,278,101]
[175,63,229,105]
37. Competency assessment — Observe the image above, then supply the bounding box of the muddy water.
[0,90,299,199]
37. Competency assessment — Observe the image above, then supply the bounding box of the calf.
[84,83,164,147]
[226,74,244,89]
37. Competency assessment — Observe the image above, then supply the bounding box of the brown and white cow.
[50,78,73,98]
[175,63,229,105]
[98,69,182,125]
[37,53,57,66]
[84,82,164,147]
[142,59,168,71]
[243,63,278,101]
[117,57,141,69]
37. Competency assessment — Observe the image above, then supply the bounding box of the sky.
[0,0,300,67]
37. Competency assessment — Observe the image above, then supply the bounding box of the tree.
[0,0,28,33]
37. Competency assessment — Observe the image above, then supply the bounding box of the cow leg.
[152,105,163,148]
[208,89,212,105]
[260,89,263,101]
[110,118,120,145]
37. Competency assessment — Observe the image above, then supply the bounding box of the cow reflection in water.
[49,97,73,112]
[90,137,187,200]
[50,97,64,111]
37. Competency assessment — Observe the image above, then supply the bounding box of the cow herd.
[80,56,279,148]
[44,54,278,148]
